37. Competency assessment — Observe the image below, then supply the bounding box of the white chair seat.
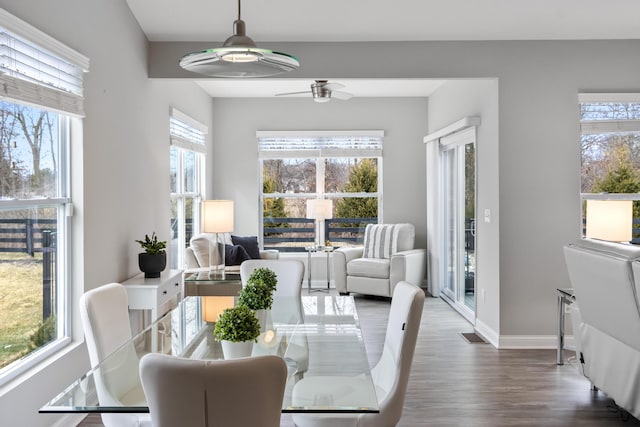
[347,258,390,279]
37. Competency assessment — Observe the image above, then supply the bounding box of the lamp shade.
[306,199,333,220]
[202,296,235,323]
[202,200,234,233]
[586,199,632,242]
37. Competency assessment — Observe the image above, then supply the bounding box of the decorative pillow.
[225,244,251,266]
[362,224,399,259]
[231,235,261,259]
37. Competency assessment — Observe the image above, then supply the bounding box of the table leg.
[307,250,312,292]
[326,251,330,290]
[557,294,565,365]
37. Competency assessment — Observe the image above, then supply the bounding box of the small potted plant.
[213,305,261,359]
[135,232,167,278]
[246,267,278,293]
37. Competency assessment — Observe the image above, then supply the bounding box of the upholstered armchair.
[185,233,278,273]
[333,223,426,298]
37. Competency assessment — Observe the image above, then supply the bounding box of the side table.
[305,246,334,293]
[557,288,576,365]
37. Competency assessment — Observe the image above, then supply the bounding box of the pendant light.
[179,0,300,78]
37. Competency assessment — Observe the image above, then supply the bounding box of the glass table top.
[40,295,378,414]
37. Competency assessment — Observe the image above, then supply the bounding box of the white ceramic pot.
[254,309,270,331]
[220,339,253,359]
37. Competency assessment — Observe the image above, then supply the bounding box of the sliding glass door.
[440,129,476,321]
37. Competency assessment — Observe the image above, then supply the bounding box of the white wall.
[0,1,213,426]
[427,79,500,339]
[209,97,429,249]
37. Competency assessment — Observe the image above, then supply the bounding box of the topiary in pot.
[214,305,261,359]
[246,267,278,293]
[213,305,261,343]
[238,282,274,311]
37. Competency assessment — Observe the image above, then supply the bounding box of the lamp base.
[209,233,226,280]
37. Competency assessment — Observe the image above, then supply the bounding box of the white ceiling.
[126,0,640,98]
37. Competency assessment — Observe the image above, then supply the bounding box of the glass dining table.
[40,294,379,414]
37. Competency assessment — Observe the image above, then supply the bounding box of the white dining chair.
[291,280,425,427]
[79,283,151,427]
[139,353,287,427]
[240,258,308,379]
[240,258,305,297]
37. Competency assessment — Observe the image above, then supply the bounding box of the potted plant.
[135,232,167,278]
[246,267,278,293]
[213,305,261,359]
[238,268,278,328]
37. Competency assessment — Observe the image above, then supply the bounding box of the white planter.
[254,309,270,331]
[220,339,253,359]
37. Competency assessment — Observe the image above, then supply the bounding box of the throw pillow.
[231,235,261,259]
[362,224,399,259]
[225,244,251,266]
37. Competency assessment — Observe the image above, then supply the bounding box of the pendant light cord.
[237,0,241,20]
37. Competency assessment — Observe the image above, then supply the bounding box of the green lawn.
[0,253,44,369]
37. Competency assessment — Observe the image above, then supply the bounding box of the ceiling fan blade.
[275,90,312,96]
[332,91,354,100]
[323,82,345,91]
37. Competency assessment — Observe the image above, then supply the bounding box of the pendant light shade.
[179,0,299,78]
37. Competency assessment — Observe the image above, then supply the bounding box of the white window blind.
[170,108,207,154]
[257,130,383,158]
[0,10,88,117]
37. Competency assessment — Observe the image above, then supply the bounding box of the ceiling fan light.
[178,0,299,78]
[220,49,262,63]
[313,95,331,103]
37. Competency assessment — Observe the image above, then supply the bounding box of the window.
[0,11,88,384]
[579,94,640,241]
[258,131,383,252]
[170,109,206,269]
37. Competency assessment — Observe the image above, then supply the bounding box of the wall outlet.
[484,208,491,223]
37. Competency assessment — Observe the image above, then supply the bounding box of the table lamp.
[306,199,333,248]
[202,200,234,278]
[585,199,632,242]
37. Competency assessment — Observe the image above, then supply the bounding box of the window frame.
[579,93,640,239]
[258,130,384,250]
[169,109,207,269]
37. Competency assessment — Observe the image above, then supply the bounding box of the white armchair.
[333,223,426,298]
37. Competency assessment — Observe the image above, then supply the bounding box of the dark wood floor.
[79,293,640,427]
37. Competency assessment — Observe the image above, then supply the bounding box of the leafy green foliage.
[246,268,278,292]
[29,316,55,350]
[335,159,378,225]
[592,144,640,218]
[213,305,260,343]
[238,268,278,310]
[263,171,288,229]
[135,232,166,255]
[238,282,273,310]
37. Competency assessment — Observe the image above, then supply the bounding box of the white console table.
[122,269,183,324]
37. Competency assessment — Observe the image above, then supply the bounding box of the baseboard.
[474,318,499,348]
[497,334,575,350]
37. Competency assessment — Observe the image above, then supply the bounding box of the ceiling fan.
[275,80,354,103]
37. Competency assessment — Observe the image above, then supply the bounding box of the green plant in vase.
[246,267,278,293]
[134,232,167,278]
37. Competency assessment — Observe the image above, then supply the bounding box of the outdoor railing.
[263,217,377,252]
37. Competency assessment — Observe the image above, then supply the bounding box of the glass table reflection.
[40,295,379,414]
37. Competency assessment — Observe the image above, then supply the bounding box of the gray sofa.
[185,233,278,273]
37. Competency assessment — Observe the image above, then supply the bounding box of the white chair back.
[79,283,150,427]
[140,353,287,427]
[291,281,424,427]
[240,259,304,297]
